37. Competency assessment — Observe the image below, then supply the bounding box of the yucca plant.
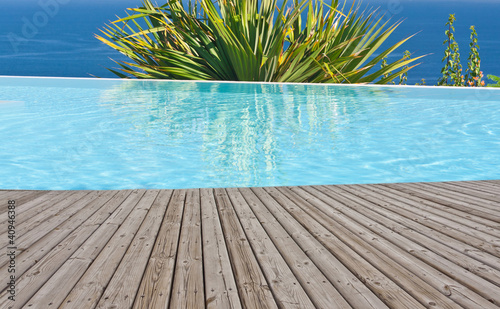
[97,0,423,83]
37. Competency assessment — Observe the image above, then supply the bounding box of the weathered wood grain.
[214,188,278,309]
[169,189,205,309]
[226,187,319,309]
[1,180,499,309]
[0,190,80,250]
[0,190,118,286]
[354,183,500,267]
[0,190,48,212]
[265,186,428,309]
[303,185,500,308]
[0,191,103,268]
[95,190,172,309]
[200,188,242,309]
[386,183,500,219]
[0,190,137,308]
[58,189,155,309]
[433,182,500,203]
[241,187,361,308]
[253,186,389,309]
[341,184,500,258]
[133,189,186,309]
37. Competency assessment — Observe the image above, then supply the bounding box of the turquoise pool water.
[1,76,499,190]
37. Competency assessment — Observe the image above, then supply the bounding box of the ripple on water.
[1,77,500,189]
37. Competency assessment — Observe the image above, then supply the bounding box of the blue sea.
[1,0,500,84]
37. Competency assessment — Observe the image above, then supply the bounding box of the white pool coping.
[2,74,500,91]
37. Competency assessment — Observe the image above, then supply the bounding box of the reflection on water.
[99,81,393,187]
[2,76,499,189]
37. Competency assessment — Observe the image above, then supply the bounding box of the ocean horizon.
[1,0,499,85]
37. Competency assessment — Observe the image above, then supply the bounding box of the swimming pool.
[1,76,499,190]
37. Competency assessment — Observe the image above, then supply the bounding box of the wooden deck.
[1,180,500,308]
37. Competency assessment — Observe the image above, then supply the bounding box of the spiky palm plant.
[97,0,422,83]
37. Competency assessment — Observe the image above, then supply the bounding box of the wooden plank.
[342,184,500,288]
[476,182,500,194]
[0,190,89,238]
[241,187,364,308]
[349,184,500,270]
[0,191,105,268]
[251,187,389,309]
[1,225,99,308]
[407,182,500,212]
[169,189,205,309]
[0,190,31,201]
[15,190,49,205]
[0,191,90,264]
[226,188,319,309]
[352,184,500,242]
[484,180,500,186]
[388,182,500,218]
[369,184,500,229]
[34,189,152,309]
[133,189,186,309]
[441,181,500,196]
[0,190,26,213]
[0,190,135,308]
[0,190,14,199]
[278,186,459,309]
[368,183,500,238]
[346,184,500,261]
[13,190,81,222]
[261,187,426,309]
[59,190,158,309]
[200,188,242,309]
[96,190,172,308]
[0,190,76,239]
[303,185,500,308]
[436,182,500,203]
[1,181,498,309]
[467,180,500,191]
[213,188,278,309]
[352,184,500,253]
[0,190,48,212]
[0,190,119,284]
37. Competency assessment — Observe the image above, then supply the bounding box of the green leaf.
[97,0,422,83]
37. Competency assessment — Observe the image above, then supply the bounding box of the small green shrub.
[415,78,426,86]
[438,14,463,86]
[380,50,411,85]
[399,50,411,85]
[464,26,484,87]
[438,15,486,87]
[487,75,500,87]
